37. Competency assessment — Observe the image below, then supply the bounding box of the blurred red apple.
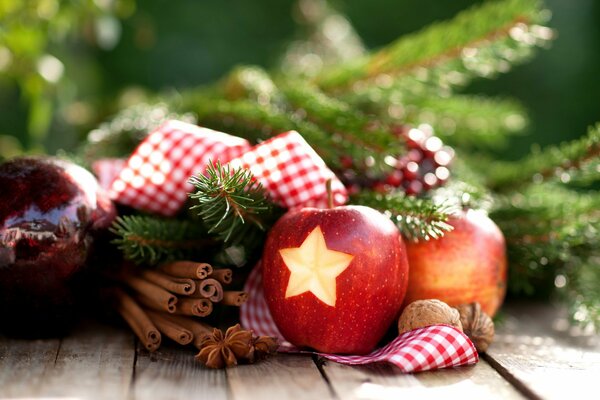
[0,156,116,336]
[262,205,409,354]
[403,209,507,316]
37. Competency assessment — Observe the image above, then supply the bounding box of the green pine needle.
[352,190,455,242]
[188,161,272,243]
[316,0,550,90]
[487,124,600,190]
[110,215,213,265]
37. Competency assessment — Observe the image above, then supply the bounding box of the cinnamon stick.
[222,291,249,306]
[140,269,196,296]
[211,268,232,285]
[135,292,177,314]
[158,313,214,340]
[112,288,161,352]
[190,278,224,303]
[146,310,193,345]
[175,298,213,317]
[158,261,213,279]
[118,274,177,313]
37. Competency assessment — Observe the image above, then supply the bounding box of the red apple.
[0,156,116,336]
[403,209,507,317]
[262,205,409,355]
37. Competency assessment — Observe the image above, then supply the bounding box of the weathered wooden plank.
[34,321,136,400]
[486,302,600,400]
[321,358,524,399]
[132,342,228,400]
[0,334,61,398]
[227,354,334,400]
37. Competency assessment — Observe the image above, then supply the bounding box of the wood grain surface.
[0,302,598,400]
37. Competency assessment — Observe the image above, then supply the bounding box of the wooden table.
[1,302,599,400]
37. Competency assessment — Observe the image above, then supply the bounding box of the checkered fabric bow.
[94,120,347,215]
[241,264,479,373]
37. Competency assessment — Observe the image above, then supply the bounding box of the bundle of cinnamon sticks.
[107,261,249,352]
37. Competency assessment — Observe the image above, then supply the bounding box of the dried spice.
[196,324,279,369]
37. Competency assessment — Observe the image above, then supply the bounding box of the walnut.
[455,302,495,353]
[398,299,463,334]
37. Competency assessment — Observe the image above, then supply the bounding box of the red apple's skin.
[403,209,507,317]
[0,157,116,336]
[262,205,409,355]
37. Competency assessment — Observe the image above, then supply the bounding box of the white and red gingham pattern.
[92,158,126,191]
[107,120,251,216]
[99,122,347,215]
[227,131,347,209]
[240,263,479,373]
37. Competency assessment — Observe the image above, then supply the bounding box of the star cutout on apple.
[279,225,354,307]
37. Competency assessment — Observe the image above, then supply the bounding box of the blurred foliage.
[0,0,136,153]
[0,0,598,159]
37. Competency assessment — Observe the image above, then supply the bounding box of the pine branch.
[280,81,405,162]
[220,65,284,105]
[345,91,529,150]
[564,257,600,329]
[188,161,274,244]
[491,184,600,299]
[315,0,551,91]
[185,91,400,172]
[352,190,455,242]
[486,124,600,190]
[184,93,344,168]
[110,215,214,265]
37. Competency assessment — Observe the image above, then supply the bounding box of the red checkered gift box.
[241,263,479,373]
[106,120,252,216]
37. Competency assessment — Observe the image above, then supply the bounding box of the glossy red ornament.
[0,157,116,336]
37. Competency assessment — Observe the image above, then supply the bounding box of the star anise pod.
[250,335,279,362]
[195,324,253,369]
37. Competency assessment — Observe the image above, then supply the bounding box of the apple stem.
[326,179,333,209]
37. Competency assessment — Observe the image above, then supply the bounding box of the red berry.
[405,180,424,195]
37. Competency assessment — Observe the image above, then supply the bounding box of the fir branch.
[486,124,600,190]
[316,0,551,91]
[187,93,400,172]
[352,190,455,242]
[188,161,273,244]
[220,65,284,105]
[185,94,342,168]
[110,215,214,265]
[280,81,404,160]
[564,257,600,329]
[491,184,600,300]
[346,91,528,150]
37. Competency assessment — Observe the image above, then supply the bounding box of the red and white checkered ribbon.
[241,264,479,373]
[93,120,347,215]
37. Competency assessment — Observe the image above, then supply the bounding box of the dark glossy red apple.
[403,209,507,317]
[0,156,116,336]
[262,205,409,354]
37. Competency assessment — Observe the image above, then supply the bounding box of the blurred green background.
[0,0,598,159]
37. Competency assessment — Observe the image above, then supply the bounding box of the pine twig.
[280,81,404,165]
[188,161,273,244]
[316,0,551,91]
[486,124,600,190]
[352,190,455,242]
[110,215,214,265]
